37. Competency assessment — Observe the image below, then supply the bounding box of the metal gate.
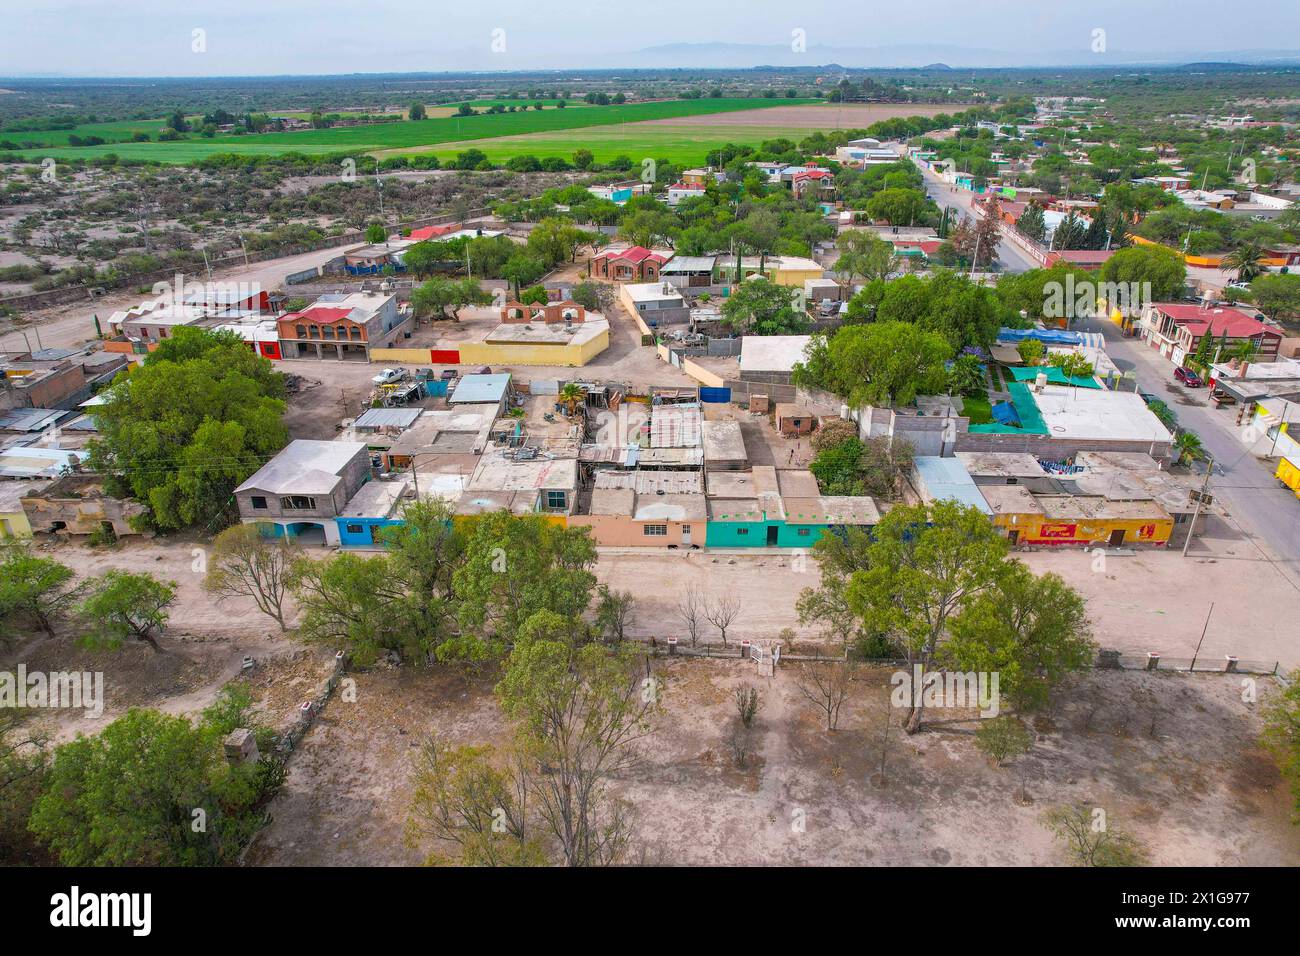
[699,386,731,403]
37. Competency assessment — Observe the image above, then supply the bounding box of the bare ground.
[643,103,964,129]
[243,659,1300,867]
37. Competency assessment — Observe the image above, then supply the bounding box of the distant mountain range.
[625,42,1300,70]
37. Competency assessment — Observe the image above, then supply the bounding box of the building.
[666,182,707,207]
[588,246,671,282]
[568,469,707,548]
[713,255,825,288]
[18,474,146,538]
[739,335,813,385]
[448,373,512,415]
[407,222,462,241]
[459,447,579,517]
[335,476,412,547]
[660,255,717,290]
[449,307,609,368]
[0,446,81,480]
[383,405,499,469]
[1140,303,1282,367]
[774,403,818,436]
[910,456,994,515]
[341,239,413,275]
[212,318,283,360]
[702,419,747,471]
[704,466,879,547]
[618,282,687,324]
[0,480,40,538]
[234,440,371,545]
[276,291,407,361]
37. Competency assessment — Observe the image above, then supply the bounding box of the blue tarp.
[997,327,1084,346]
[990,401,1020,426]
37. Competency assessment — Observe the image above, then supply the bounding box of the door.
[1108,529,1125,547]
[681,524,692,546]
[766,525,779,546]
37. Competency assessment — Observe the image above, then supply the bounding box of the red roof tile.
[1152,303,1280,338]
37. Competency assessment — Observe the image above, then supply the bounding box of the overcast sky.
[3,0,1299,76]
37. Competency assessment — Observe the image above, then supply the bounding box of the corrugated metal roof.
[354,407,422,430]
[0,408,67,432]
[450,373,511,404]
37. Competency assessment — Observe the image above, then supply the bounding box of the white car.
[371,368,404,385]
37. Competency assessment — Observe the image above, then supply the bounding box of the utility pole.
[1181,454,1214,558]
[1189,602,1214,670]
[1269,404,1289,458]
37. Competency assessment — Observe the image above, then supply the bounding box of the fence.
[272,651,350,756]
[638,638,1281,677]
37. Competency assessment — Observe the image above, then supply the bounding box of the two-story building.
[1140,302,1282,367]
[275,291,407,361]
[234,440,372,545]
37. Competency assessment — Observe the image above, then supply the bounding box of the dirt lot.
[645,103,964,129]
[244,658,1300,866]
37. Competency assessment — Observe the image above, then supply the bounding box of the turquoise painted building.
[704,467,880,548]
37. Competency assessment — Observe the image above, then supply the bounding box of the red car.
[1174,366,1203,387]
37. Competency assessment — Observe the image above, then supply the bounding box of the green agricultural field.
[13,98,814,163]
[398,123,830,167]
[0,116,175,148]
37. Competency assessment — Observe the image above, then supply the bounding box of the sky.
[2,0,1299,76]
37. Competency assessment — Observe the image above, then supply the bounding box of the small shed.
[774,403,818,436]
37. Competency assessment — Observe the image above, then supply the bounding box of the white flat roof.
[740,335,813,374]
[1032,386,1173,443]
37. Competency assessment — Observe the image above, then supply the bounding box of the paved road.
[1076,312,1300,582]
[911,159,1039,274]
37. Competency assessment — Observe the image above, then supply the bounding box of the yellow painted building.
[0,480,39,539]
[980,485,1173,547]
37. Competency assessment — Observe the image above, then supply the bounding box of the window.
[736,527,749,535]
[295,324,307,338]
[346,524,364,535]
[643,524,668,536]
[545,490,567,511]
[797,528,811,536]
[250,496,267,510]
[280,495,317,511]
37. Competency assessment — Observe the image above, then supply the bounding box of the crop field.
[16,97,816,163]
[1,116,174,147]
[383,123,837,166]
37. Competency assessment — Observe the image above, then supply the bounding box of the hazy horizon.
[4,0,1300,78]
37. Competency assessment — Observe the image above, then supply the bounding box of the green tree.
[865,187,929,225]
[793,321,952,408]
[974,715,1032,767]
[720,277,808,335]
[407,738,547,866]
[77,571,177,652]
[1017,338,1045,365]
[495,628,655,866]
[288,551,418,666]
[85,328,287,531]
[527,217,587,266]
[500,253,547,299]
[1262,668,1300,822]
[365,222,387,244]
[1250,274,1300,322]
[29,707,267,866]
[572,149,594,170]
[1099,245,1187,301]
[0,546,81,640]
[845,501,1009,732]
[834,230,897,283]
[1224,240,1267,281]
[946,564,1095,712]
[376,496,465,652]
[1017,203,1046,243]
[203,524,297,632]
[1044,805,1148,867]
[409,101,427,121]
[452,514,598,661]
[411,276,493,321]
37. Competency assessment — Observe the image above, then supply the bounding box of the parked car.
[1174,366,1203,387]
[371,368,404,385]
